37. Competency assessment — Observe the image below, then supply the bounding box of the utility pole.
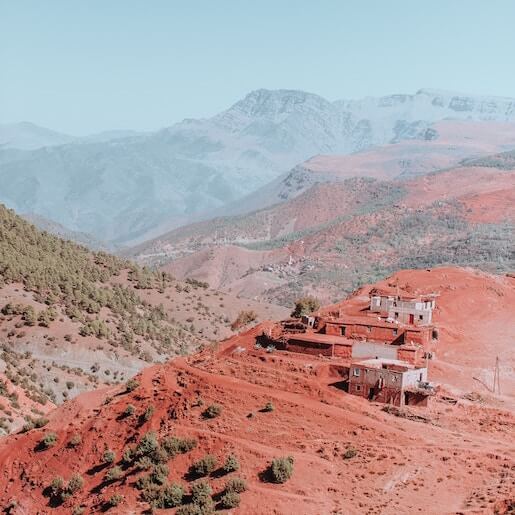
[493,356,501,395]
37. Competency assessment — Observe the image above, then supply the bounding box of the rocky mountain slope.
[130,145,515,306]
[0,205,287,434]
[2,89,515,245]
[0,267,513,514]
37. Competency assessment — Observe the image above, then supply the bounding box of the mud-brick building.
[369,288,436,325]
[322,315,434,346]
[348,358,433,406]
[282,333,354,358]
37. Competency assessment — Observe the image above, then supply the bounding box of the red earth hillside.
[0,267,513,514]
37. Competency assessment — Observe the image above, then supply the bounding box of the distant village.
[257,288,439,407]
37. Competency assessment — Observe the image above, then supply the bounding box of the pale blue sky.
[2,0,514,135]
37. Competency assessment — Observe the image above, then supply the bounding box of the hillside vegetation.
[0,204,287,434]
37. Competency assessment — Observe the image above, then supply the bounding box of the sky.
[2,0,515,135]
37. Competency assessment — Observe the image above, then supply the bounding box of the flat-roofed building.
[348,358,434,406]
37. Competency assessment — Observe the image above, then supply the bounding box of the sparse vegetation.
[231,310,257,330]
[220,490,240,509]
[125,378,140,392]
[106,493,123,507]
[105,466,123,481]
[40,432,58,449]
[225,477,247,493]
[343,447,357,459]
[291,296,320,317]
[103,449,116,464]
[269,456,294,483]
[262,401,274,412]
[202,404,222,419]
[190,454,217,477]
[223,454,240,473]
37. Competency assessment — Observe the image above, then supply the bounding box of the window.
[356,385,361,391]
[340,326,346,336]
[394,312,399,319]
[393,329,398,336]
[353,368,360,377]
[367,326,371,333]
[419,315,423,321]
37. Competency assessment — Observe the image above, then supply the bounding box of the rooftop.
[353,358,424,371]
[285,332,354,346]
[324,314,431,331]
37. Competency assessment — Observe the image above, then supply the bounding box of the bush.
[105,466,122,481]
[231,310,257,330]
[161,436,197,458]
[202,404,222,419]
[191,480,213,505]
[225,477,247,493]
[142,404,155,422]
[33,417,49,428]
[220,490,240,509]
[269,456,294,483]
[107,494,123,507]
[155,482,184,508]
[68,434,82,447]
[190,455,217,477]
[150,463,169,485]
[67,474,84,494]
[343,447,357,459]
[223,454,239,473]
[262,402,274,412]
[291,296,320,317]
[135,431,159,457]
[125,378,140,392]
[123,404,135,417]
[40,432,58,449]
[103,449,116,464]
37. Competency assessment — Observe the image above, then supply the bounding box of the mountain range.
[2,88,515,245]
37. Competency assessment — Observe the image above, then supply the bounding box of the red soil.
[0,267,513,514]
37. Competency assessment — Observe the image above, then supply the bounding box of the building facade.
[348,358,432,406]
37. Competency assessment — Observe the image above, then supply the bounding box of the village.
[254,287,440,407]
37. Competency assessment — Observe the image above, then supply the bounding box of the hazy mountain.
[0,122,75,150]
[1,88,515,245]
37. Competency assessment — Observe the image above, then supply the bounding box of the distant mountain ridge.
[1,88,515,244]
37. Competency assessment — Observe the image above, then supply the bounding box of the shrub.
[135,431,159,457]
[125,378,140,392]
[150,463,169,485]
[191,480,213,505]
[103,449,116,464]
[262,402,274,412]
[269,456,294,483]
[220,490,240,509]
[190,455,217,477]
[68,434,82,447]
[40,432,58,449]
[142,404,155,422]
[231,310,257,330]
[343,447,357,459]
[123,404,135,417]
[107,494,123,507]
[223,454,239,473]
[135,456,154,471]
[33,417,49,428]
[291,296,320,317]
[49,476,65,497]
[67,474,84,494]
[225,477,247,493]
[122,446,134,465]
[202,404,222,419]
[161,436,197,458]
[105,466,122,481]
[155,482,184,508]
